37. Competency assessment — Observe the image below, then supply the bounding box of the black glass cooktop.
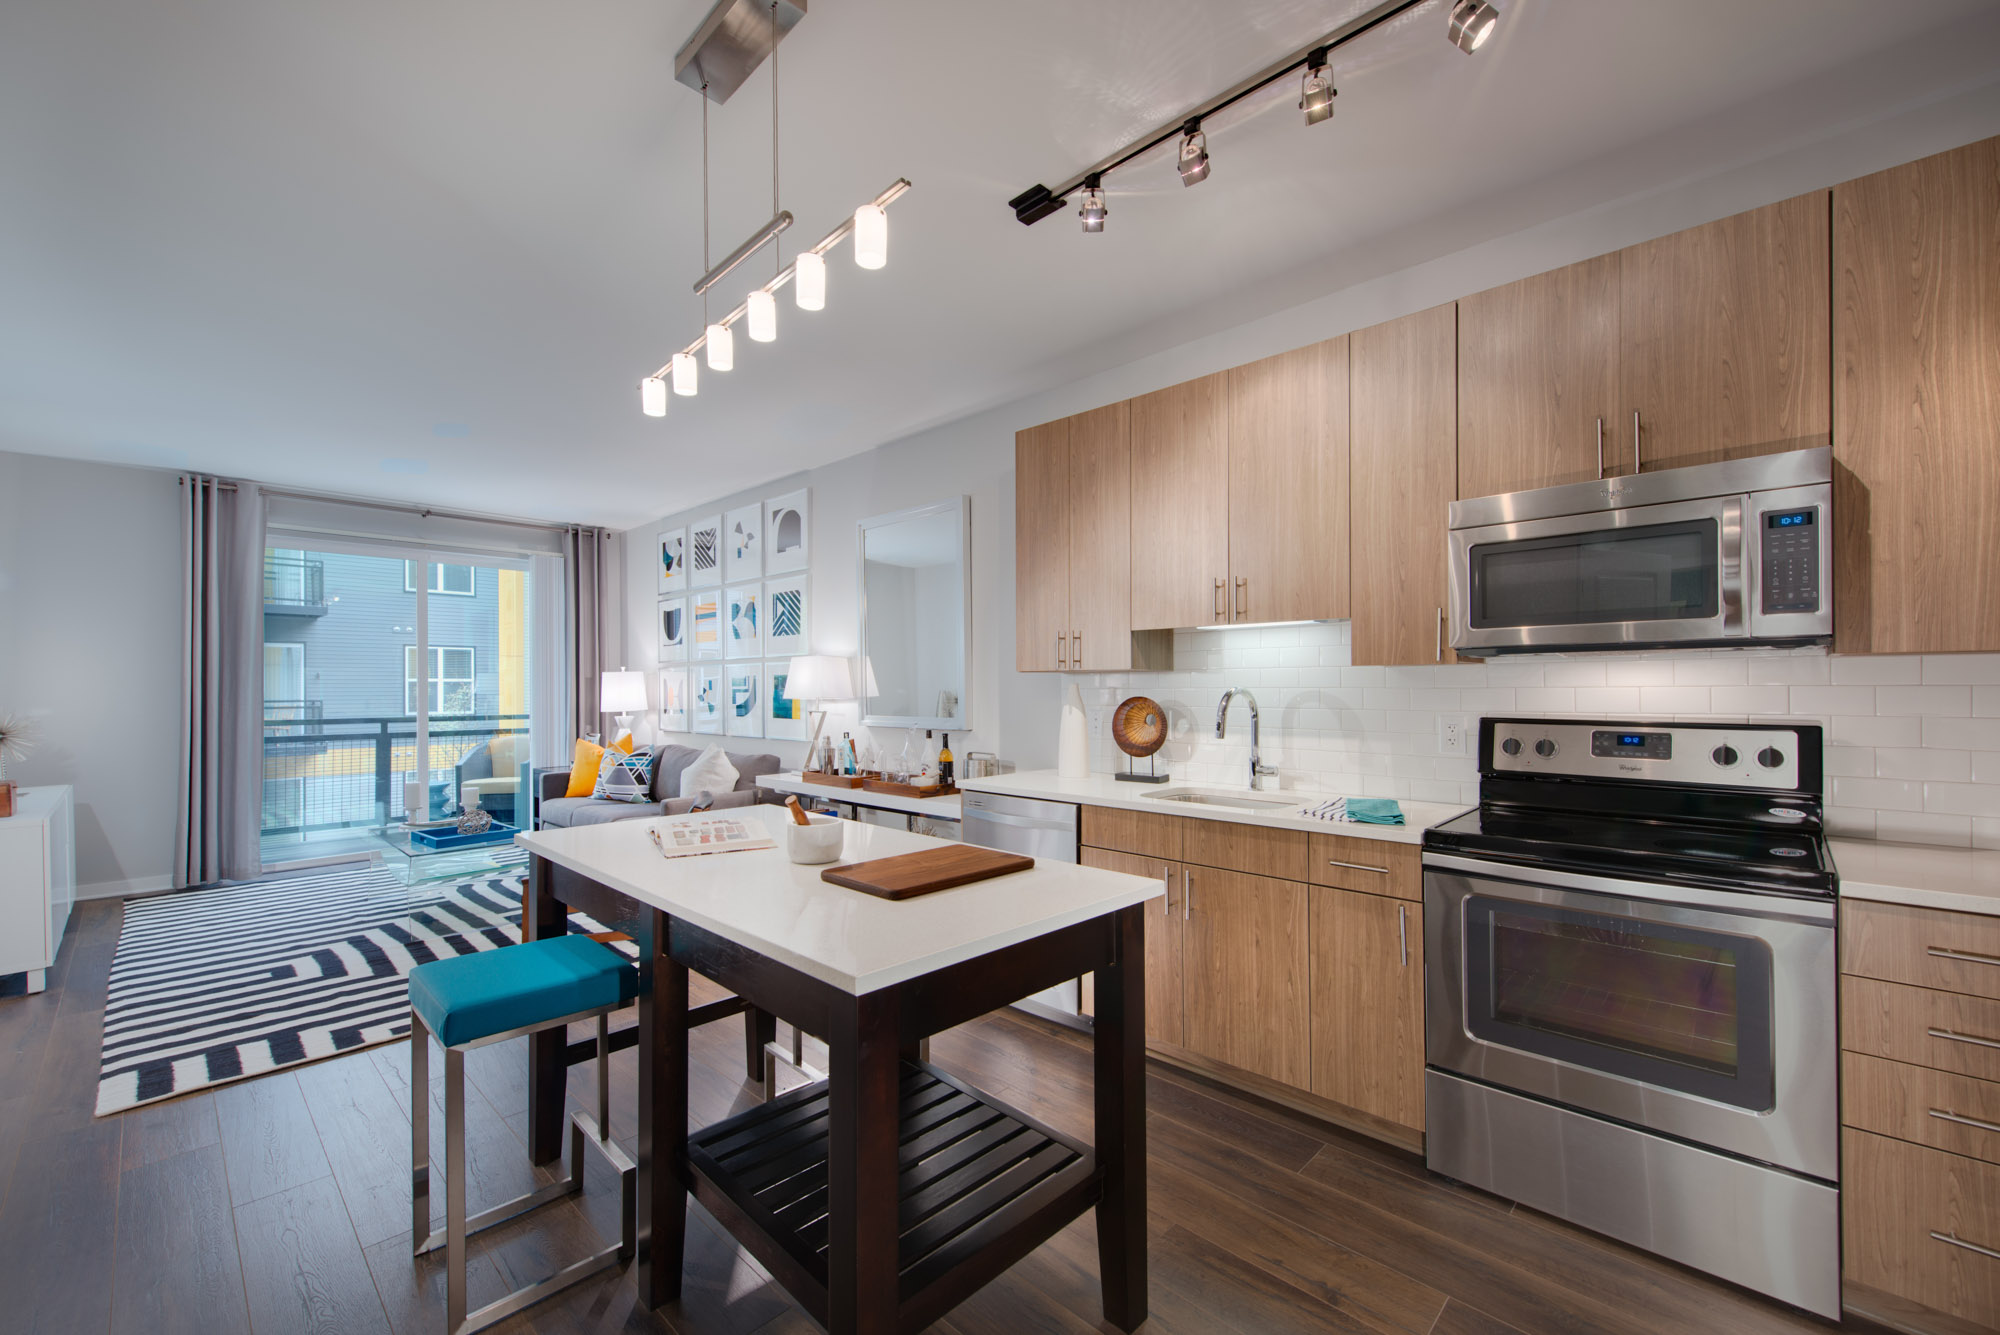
[1425,806,1835,897]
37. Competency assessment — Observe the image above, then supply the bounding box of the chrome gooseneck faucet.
[1216,687,1278,790]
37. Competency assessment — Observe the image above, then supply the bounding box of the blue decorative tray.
[409,821,519,852]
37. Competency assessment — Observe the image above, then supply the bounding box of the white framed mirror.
[858,498,969,730]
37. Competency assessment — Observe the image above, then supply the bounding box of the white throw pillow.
[679,744,740,800]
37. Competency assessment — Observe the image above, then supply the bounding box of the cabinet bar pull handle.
[1057,632,1066,669]
[1184,869,1191,921]
[1235,577,1246,619]
[1214,579,1226,621]
[1436,607,1444,662]
[1596,416,1604,479]
[1928,945,2000,968]
[1929,1107,2000,1135]
[1931,1231,2000,1262]
[1326,858,1390,875]
[1162,868,1172,917]
[1074,629,1082,667]
[1398,904,1408,969]
[1929,1026,2000,1052]
[1632,409,1641,473]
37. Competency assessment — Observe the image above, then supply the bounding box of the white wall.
[622,83,2000,838]
[0,449,182,894]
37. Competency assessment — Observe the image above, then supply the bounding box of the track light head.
[1009,183,1067,226]
[1177,120,1210,187]
[1079,175,1107,233]
[1448,0,1499,53]
[641,376,667,417]
[1300,48,1336,125]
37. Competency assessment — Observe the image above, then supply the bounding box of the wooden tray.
[822,845,1034,900]
[860,778,959,800]
[800,770,864,789]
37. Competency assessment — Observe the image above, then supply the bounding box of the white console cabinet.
[0,786,75,994]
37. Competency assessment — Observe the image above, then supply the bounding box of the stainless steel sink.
[1146,789,1297,812]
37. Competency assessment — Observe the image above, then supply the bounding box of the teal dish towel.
[1344,798,1405,825]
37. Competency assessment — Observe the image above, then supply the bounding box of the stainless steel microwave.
[1448,447,1833,656]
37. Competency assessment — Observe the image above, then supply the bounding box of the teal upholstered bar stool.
[408,935,638,1335]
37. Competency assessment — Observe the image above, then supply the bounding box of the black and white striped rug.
[96,856,536,1116]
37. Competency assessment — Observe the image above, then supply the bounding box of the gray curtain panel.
[174,476,267,886]
[565,525,607,741]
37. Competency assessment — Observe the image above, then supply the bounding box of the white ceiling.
[2,0,1996,528]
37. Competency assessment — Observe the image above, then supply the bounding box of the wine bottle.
[938,733,954,785]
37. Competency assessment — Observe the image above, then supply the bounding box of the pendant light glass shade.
[641,376,667,417]
[671,351,698,396]
[853,204,887,269]
[747,289,777,342]
[705,322,733,371]
[795,251,826,310]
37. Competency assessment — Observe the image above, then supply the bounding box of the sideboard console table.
[0,785,76,995]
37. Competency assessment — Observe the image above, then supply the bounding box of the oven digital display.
[1590,730,1672,760]
[1766,510,1814,529]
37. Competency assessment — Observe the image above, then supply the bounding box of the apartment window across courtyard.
[406,645,475,715]
[405,560,475,595]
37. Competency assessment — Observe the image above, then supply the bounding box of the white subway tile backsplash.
[1876,685,1973,716]
[1875,747,1971,782]
[1638,686,1712,712]
[1746,656,1832,685]
[1874,812,1973,847]
[1830,715,1923,748]
[1824,746,1875,777]
[1826,807,1877,840]
[1924,782,2000,818]
[1922,655,2000,685]
[1922,716,2000,750]
[1543,661,1608,687]
[1672,658,1749,686]
[1977,686,2000,717]
[1976,819,2000,851]
[1516,687,1578,711]
[1574,687,1644,713]
[1831,777,1924,811]
[1789,685,1878,715]
[1831,657,1922,685]
[1604,658,1681,687]
[1708,685,1791,715]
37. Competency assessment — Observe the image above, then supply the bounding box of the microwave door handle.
[1720,496,1745,636]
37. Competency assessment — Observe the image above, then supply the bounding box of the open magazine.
[647,813,777,859]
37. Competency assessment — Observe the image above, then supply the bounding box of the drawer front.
[1844,900,2000,1001]
[1844,1052,2000,1168]
[1308,833,1419,899]
[1181,818,1308,881]
[1081,806,1183,861]
[1844,1128,2000,1328]
[1843,976,2000,1083]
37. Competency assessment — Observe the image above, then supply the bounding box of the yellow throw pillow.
[565,738,606,798]
[613,732,635,754]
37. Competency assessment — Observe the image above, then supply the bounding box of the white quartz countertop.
[956,770,1469,846]
[517,806,1161,994]
[1831,837,2000,919]
[758,772,962,820]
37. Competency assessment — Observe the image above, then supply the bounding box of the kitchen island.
[515,807,1162,1334]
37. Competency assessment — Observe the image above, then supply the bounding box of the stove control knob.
[1534,739,1558,758]
[1757,746,1785,769]
[1500,737,1523,757]
[1712,745,1739,767]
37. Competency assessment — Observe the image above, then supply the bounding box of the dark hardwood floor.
[0,899,1883,1335]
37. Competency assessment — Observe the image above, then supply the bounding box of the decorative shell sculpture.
[0,712,37,783]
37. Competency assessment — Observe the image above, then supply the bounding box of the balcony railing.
[264,556,326,615]
[260,712,530,841]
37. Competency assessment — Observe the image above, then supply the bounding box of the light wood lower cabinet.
[1843,975,2000,1084]
[1080,846,1183,1048]
[1308,887,1424,1134]
[1845,1129,2000,1330]
[1844,1052,2000,1169]
[1179,866,1309,1089]
[1843,898,2000,1001]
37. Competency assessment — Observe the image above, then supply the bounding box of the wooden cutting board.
[821,845,1035,900]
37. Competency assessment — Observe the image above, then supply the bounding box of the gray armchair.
[455,733,530,826]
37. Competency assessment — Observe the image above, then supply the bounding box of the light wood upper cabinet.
[1351,303,1458,666]
[1228,337,1351,622]
[1834,136,2000,655]
[1619,191,1831,471]
[1130,372,1231,631]
[1081,846,1183,1048]
[1457,255,1620,498]
[1067,402,1134,671]
[1014,418,1070,672]
[1309,887,1424,1134]
[1181,866,1309,1088]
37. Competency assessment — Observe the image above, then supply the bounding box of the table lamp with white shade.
[782,654,855,771]
[600,669,648,744]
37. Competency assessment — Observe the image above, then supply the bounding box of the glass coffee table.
[378,824,525,886]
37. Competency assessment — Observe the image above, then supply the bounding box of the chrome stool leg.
[410,1012,431,1250]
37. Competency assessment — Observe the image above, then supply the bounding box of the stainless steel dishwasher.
[961,791,1085,1028]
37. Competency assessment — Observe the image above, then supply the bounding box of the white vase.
[1058,680,1089,780]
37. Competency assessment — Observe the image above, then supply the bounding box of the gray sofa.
[534,743,783,828]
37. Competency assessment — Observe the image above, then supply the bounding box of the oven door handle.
[1720,495,1745,637]
[1422,851,1835,924]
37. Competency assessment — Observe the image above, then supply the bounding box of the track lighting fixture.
[672,352,698,396]
[794,250,825,310]
[1176,121,1210,186]
[853,204,888,269]
[1079,176,1107,233]
[705,322,733,371]
[746,288,777,342]
[1300,48,1336,125]
[641,376,667,417]
[1448,0,1500,54]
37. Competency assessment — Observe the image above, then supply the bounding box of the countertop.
[956,770,1470,846]
[757,772,963,820]
[517,805,1160,994]
[1831,837,2000,918]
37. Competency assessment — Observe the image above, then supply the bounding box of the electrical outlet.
[1438,714,1469,757]
[1089,709,1106,740]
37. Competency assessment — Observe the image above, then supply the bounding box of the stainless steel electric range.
[1422,717,1839,1318]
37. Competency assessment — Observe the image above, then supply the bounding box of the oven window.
[1465,897,1775,1110]
[1468,519,1719,629]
